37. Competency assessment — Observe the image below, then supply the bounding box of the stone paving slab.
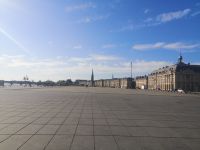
[45,135,73,150]
[0,135,32,150]
[0,87,200,150]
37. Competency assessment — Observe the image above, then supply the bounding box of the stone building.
[0,80,4,87]
[135,76,148,89]
[120,78,135,89]
[74,80,88,86]
[95,79,104,87]
[103,79,111,87]
[110,78,121,88]
[94,78,134,89]
[147,55,200,92]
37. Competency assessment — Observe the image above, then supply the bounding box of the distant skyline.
[0,0,200,81]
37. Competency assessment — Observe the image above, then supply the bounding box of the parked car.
[177,89,185,93]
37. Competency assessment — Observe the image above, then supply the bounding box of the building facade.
[139,55,200,92]
[110,78,121,88]
[135,76,148,89]
[0,80,4,87]
[74,80,88,86]
[120,78,134,89]
[95,79,104,87]
[148,66,175,91]
[94,78,134,89]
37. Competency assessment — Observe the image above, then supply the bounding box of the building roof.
[136,76,148,79]
[150,55,200,75]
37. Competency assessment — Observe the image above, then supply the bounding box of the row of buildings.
[94,78,134,89]
[75,78,135,89]
[1,55,199,92]
[135,55,200,92]
[75,55,200,92]
[75,68,135,89]
[91,69,135,88]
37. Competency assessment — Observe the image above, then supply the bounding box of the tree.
[44,80,56,86]
[57,80,66,86]
[66,79,73,86]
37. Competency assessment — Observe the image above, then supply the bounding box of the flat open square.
[0,87,200,150]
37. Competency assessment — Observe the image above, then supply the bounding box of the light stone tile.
[121,119,137,126]
[71,136,94,150]
[16,117,37,124]
[76,125,93,135]
[19,135,53,150]
[95,136,118,150]
[115,136,142,150]
[137,137,165,150]
[64,118,79,125]
[0,134,10,143]
[0,124,27,135]
[1,86,200,150]
[37,125,60,134]
[47,117,66,125]
[107,119,122,125]
[94,119,108,125]
[80,113,93,119]
[33,117,52,124]
[110,126,130,136]
[45,135,73,150]
[127,127,149,136]
[159,138,192,150]
[0,135,31,150]
[183,139,200,150]
[146,127,180,137]
[79,119,93,125]
[56,113,69,117]
[1,117,24,123]
[174,128,200,138]
[17,124,43,134]
[93,114,105,119]
[57,125,76,135]
[0,124,9,130]
[94,126,112,136]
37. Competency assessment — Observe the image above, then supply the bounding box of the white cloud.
[113,8,192,32]
[117,24,136,32]
[130,60,171,74]
[164,42,199,50]
[77,14,110,23]
[90,54,120,61]
[102,44,117,49]
[144,17,153,22]
[0,54,172,81]
[196,2,200,6]
[132,42,199,51]
[133,42,165,50]
[156,9,191,23]
[73,45,82,49]
[0,0,21,12]
[114,0,121,3]
[191,11,200,17]
[144,9,150,14]
[65,2,96,13]
[111,24,145,32]
[109,0,121,9]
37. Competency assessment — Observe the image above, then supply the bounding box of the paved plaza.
[0,87,200,150]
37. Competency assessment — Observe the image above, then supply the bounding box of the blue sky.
[0,0,200,81]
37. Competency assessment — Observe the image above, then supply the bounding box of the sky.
[0,0,200,81]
